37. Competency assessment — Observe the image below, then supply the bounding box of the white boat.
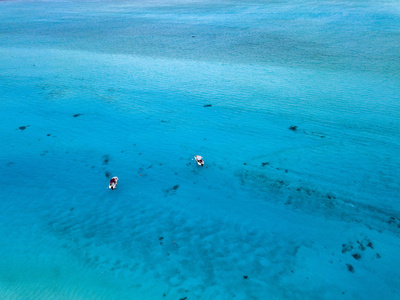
[108,176,118,190]
[194,155,204,167]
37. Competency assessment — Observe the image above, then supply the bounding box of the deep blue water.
[0,0,400,299]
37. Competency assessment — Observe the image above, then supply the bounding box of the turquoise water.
[1,0,400,299]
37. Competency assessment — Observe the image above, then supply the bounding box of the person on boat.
[195,155,204,166]
[109,177,118,190]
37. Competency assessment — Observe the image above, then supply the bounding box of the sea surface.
[0,0,399,299]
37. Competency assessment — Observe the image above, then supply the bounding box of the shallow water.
[0,0,399,299]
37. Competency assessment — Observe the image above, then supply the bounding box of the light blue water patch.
[1,0,400,73]
[1,1,400,299]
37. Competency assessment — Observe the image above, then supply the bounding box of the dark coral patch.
[102,155,110,165]
[326,193,336,200]
[170,185,179,191]
[289,125,298,131]
[346,264,354,273]
[352,253,361,260]
[342,244,353,254]
[165,185,179,196]
[40,150,49,156]
[284,198,292,205]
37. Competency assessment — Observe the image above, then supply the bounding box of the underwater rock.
[289,125,298,131]
[47,133,51,136]
[261,162,269,166]
[346,264,355,273]
[18,125,30,130]
[73,114,82,117]
[352,253,361,260]
[179,297,187,300]
[203,104,212,107]
[70,207,74,211]
[159,237,164,240]
[243,275,248,279]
